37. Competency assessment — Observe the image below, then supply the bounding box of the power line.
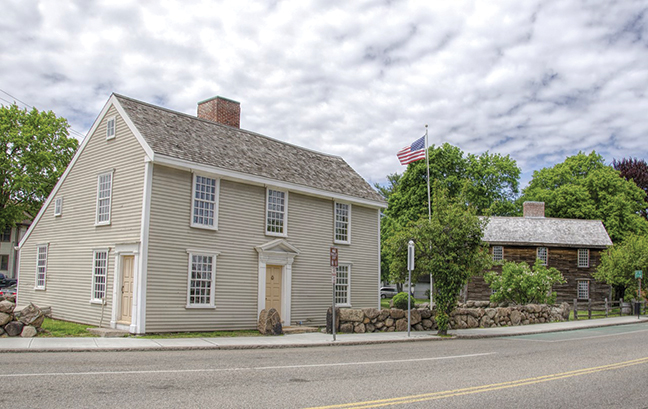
[0,89,32,109]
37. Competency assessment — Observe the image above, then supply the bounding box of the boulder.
[257,308,283,335]
[0,312,12,326]
[366,323,375,333]
[354,323,366,333]
[21,325,38,338]
[16,303,45,328]
[421,319,433,329]
[395,318,408,332]
[510,310,522,326]
[410,309,422,325]
[363,308,380,320]
[418,308,432,319]
[378,309,391,321]
[390,308,405,319]
[384,318,394,327]
[466,315,479,328]
[0,300,15,314]
[339,309,364,322]
[4,320,24,337]
[340,323,354,333]
[374,321,384,329]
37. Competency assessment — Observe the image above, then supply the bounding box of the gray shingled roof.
[483,216,612,248]
[115,94,385,204]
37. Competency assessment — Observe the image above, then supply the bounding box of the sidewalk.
[2,315,647,353]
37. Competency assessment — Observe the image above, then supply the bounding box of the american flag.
[397,135,426,165]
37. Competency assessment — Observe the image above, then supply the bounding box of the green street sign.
[635,270,643,279]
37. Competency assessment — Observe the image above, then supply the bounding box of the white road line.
[513,328,648,343]
[0,352,495,378]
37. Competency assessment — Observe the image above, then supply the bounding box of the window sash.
[578,249,589,268]
[492,246,503,261]
[335,264,350,305]
[537,247,548,265]
[96,172,113,224]
[191,175,217,228]
[92,250,108,301]
[106,117,115,139]
[187,253,216,307]
[36,245,48,289]
[266,189,286,235]
[334,203,350,243]
[577,281,589,300]
[54,197,62,216]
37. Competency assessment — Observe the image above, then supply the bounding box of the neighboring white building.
[17,94,385,334]
[1,221,30,280]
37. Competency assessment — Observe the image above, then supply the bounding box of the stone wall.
[0,297,48,338]
[328,301,571,334]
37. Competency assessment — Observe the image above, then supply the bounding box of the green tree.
[521,151,648,243]
[594,234,648,301]
[385,185,492,335]
[0,104,78,231]
[484,260,566,305]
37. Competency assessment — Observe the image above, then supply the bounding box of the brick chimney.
[197,96,240,128]
[523,201,545,218]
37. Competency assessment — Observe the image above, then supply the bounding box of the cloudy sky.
[2,0,647,189]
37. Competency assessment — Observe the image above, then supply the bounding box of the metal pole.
[408,268,411,337]
[332,267,336,341]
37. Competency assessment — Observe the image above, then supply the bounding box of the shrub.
[392,292,416,309]
[484,259,566,304]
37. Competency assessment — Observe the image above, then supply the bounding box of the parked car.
[0,285,16,298]
[380,287,398,299]
[0,273,17,288]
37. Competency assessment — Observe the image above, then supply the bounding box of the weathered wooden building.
[467,202,613,302]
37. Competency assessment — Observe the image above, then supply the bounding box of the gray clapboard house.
[17,94,386,334]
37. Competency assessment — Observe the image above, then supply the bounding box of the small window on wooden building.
[577,249,589,268]
[492,246,503,261]
[537,247,548,266]
[577,280,590,300]
[106,117,116,140]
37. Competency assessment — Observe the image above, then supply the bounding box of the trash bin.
[634,301,641,316]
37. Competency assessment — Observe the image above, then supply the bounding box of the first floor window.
[334,202,350,244]
[266,189,287,236]
[36,245,48,289]
[191,175,218,229]
[537,247,548,265]
[335,264,350,305]
[187,252,218,307]
[0,255,8,270]
[492,246,503,261]
[578,249,589,268]
[577,280,590,300]
[92,250,108,301]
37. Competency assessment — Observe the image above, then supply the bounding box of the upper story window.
[1,228,10,242]
[266,189,287,236]
[91,250,108,302]
[54,197,63,217]
[95,171,113,225]
[191,174,219,230]
[186,250,219,308]
[578,248,590,268]
[35,244,48,290]
[335,264,351,306]
[106,117,116,140]
[492,246,503,261]
[334,202,351,244]
[537,247,548,266]
[0,255,8,271]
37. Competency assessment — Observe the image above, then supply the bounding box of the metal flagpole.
[425,125,434,306]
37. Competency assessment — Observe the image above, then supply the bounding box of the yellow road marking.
[307,356,648,409]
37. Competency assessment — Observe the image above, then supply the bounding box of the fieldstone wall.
[0,299,48,338]
[328,301,571,334]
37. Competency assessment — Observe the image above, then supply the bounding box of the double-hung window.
[95,171,113,225]
[106,117,116,140]
[1,229,10,242]
[335,264,351,306]
[35,245,48,290]
[54,197,63,217]
[537,247,548,266]
[186,250,219,308]
[577,249,589,268]
[191,175,219,229]
[577,280,590,300]
[92,250,108,302]
[492,246,503,261]
[334,202,351,244]
[266,189,287,236]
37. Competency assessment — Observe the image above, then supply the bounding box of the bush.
[392,292,416,309]
[484,259,566,305]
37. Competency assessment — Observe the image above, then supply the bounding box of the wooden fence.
[572,298,646,320]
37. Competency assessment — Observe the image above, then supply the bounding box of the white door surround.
[111,243,140,332]
[255,239,299,326]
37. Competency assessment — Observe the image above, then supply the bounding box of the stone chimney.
[197,96,240,128]
[523,201,545,218]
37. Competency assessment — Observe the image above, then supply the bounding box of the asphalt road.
[2,323,648,408]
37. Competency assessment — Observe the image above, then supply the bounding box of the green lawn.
[380,297,429,309]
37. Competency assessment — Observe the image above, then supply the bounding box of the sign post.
[635,270,643,319]
[330,247,338,341]
[407,240,415,337]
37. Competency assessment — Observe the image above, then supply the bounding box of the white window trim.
[190,174,219,230]
[106,116,116,140]
[537,247,548,266]
[186,249,220,309]
[95,170,114,226]
[265,188,288,237]
[335,263,352,307]
[35,244,48,290]
[54,197,62,217]
[91,249,109,304]
[577,248,590,268]
[492,246,503,261]
[334,202,351,245]
[577,280,590,300]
